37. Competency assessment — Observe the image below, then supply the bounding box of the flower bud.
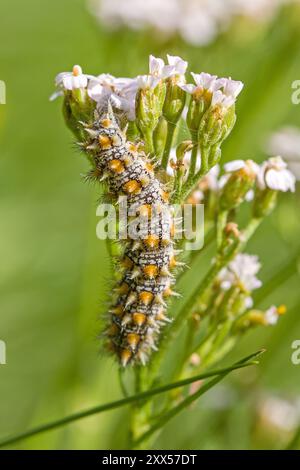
[135,79,166,153]
[52,65,96,138]
[220,160,257,210]
[153,116,168,159]
[186,90,211,137]
[199,104,236,148]
[252,188,278,218]
[63,90,95,138]
[163,76,186,125]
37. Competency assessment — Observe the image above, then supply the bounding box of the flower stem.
[132,350,263,448]
[161,121,176,170]
[0,357,263,449]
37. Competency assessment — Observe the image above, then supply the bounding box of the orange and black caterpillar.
[80,108,180,366]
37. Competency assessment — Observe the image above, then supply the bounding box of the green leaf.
[0,350,264,448]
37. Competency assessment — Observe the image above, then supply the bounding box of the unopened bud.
[252,188,278,218]
[163,76,186,124]
[136,81,166,153]
[220,160,257,210]
[199,104,236,148]
[186,89,211,137]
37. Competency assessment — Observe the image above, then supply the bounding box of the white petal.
[167,54,188,75]
[222,78,244,98]
[224,160,246,172]
[137,74,159,89]
[179,83,196,94]
[149,55,165,77]
[49,90,63,101]
[245,296,254,309]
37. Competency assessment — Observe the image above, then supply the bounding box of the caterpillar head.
[93,105,126,150]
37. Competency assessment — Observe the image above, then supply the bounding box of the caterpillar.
[79,107,180,366]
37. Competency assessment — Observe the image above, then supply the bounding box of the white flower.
[218,253,262,292]
[220,160,258,200]
[266,126,300,180]
[88,74,138,120]
[222,78,244,100]
[90,0,293,46]
[258,395,300,433]
[224,159,259,174]
[51,65,93,100]
[149,55,174,79]
[181,72,221,94]
[264,306,280,325]
[136,74,160,90]
[257,156,296,192]
[211,78,244,108]
[166,54,188,76]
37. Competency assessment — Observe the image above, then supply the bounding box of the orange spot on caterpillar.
[98,134,112,149]
[127,333,140,350]
[139,291,154,305]
[132,312,147,326]
[169,255,177,269]
[109,159,125,174]
[156,311,170,323]
[101,118,112,128]
[163,287,173,298]
[144,234,159,249]
[120,349,132,367]
[123,180,142,194]
[143,265,159,278]
[138,204,152,217]
[128,143,138,153]
[161,190,170,203]
[161,239,172,248]
[145,162,154,173]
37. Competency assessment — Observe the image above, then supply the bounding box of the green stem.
[143,127,154,155]
[133,350,264,448]
[217,210,228,248]
[188,135,199,177]
[0,359,262,449]
[161,121,176,170]
[177,147,212,204]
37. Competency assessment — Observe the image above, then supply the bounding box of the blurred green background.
[0,0,300,450]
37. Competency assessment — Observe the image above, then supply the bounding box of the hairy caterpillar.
[80,107,180,366]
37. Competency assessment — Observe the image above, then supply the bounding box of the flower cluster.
[51,55,244,193]
[187,156,296,213]
[88,0,298,46]
[266,126,300,180]
[217,252,286,326]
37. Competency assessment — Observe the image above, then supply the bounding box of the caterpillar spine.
[81,108,179,366]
